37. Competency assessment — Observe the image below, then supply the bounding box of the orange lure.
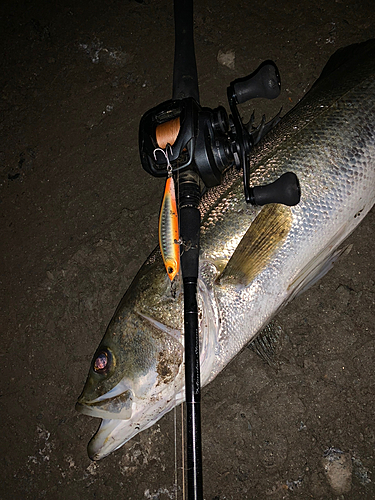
[159,175,180,281]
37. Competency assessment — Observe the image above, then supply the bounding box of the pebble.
[322,448,352,494]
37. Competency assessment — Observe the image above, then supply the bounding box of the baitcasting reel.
[139,60,301,207]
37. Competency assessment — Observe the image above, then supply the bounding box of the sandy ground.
[1,0,375,498]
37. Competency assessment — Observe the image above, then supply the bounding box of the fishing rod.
[139,1,300,498]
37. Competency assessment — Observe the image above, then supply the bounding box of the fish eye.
[92,348,113,374]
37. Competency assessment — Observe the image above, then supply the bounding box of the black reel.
[139,61,300,207]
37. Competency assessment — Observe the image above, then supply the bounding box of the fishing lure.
[155,148,180,281]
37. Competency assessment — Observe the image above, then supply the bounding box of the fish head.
[76,255,186,459]
[76,311,184,417]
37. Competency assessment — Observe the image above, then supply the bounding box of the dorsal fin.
[312,39,375,88]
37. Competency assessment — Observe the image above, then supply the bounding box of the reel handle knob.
[249,172,300,206]
[233,62,281,104]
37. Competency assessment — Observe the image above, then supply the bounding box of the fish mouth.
[87,418,136,460]
[75,392,132,420]
[86,386,186,460]
[76,379,133,420]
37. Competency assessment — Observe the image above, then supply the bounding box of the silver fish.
[76,40,375,460]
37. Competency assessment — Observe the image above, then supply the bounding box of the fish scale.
[207,75,375,376]
[76,39,375,460]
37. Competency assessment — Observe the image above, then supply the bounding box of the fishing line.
[155,116,181,149]
[154,144,183,499]
[176,164,184,500]
[173,405,178,499]
[181,401,185,500]
[172,393,187,500]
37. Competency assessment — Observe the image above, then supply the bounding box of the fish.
[76,39,375,460]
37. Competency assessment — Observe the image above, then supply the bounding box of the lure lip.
[164,256,179,281]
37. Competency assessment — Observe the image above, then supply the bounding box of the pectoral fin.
[217,204,293,286]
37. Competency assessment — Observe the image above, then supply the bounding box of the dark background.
[1,0,374,498]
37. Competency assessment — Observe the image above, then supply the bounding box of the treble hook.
[153,145,173,175]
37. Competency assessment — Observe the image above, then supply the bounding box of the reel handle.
[249,172,301,206]
[232,61,281,104]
